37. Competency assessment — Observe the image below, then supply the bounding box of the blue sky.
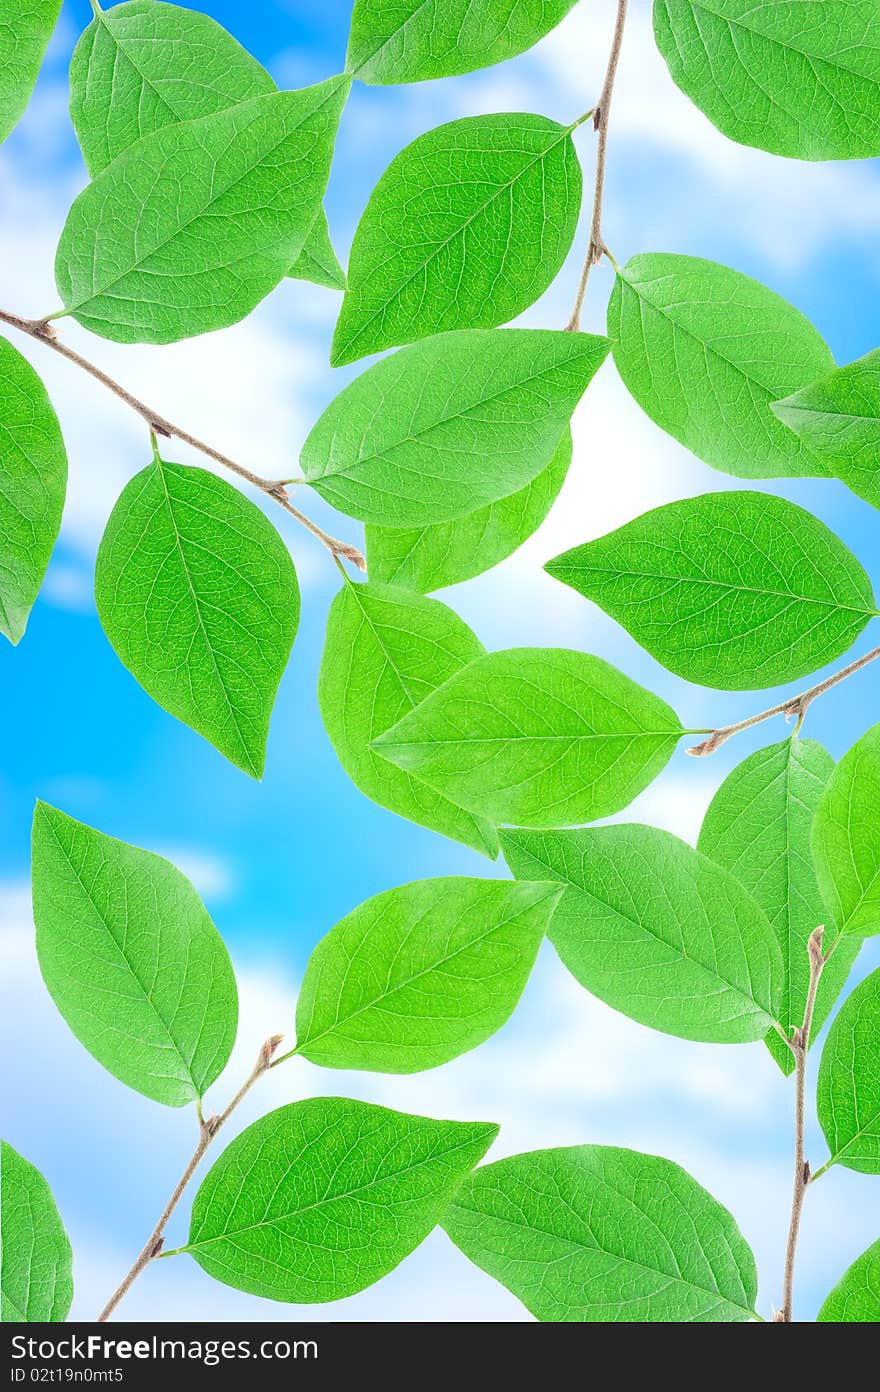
[2,0,879,1323]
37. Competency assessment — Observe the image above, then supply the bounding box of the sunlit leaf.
[443,1144,759,1321]
[32,803,238,1107]
[332,114,583,364]
[0,1143,72,1323]
[185,1098,497,1302]
[608,253,833,479]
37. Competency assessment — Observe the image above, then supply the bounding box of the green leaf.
[818,1239,880,1322]
[443,1144,759,1321]
[0,335,67,644]
[503,823,782,1043]
[654,0,880,161]
[55,78,349,344]
[331,114,583,365]
[296,877,562,1072]
[0,1143,72,1323]
[69,0,274,176]
[32,803,238,1107]
[0,0,61,144]
[608,253,833,480]
[69,1,343,291]
[817,968,880,1174]
[318,581,498,857]
[367,429,571,592]
[373,647,685,828]
[288,207,346,291]
[546,492,876,690]
[184,1098,497,1302]
[772,349,880,511]
[347,0,578,84]
[303,329,608,526]
[698,739,858,1074]
[812,721,880,937]
[95,458,299,779]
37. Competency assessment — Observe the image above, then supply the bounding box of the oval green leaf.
[0,336,67,644]
[0,0,62,144]
[773,349,880,512]
[812,721,880,938]
[69,0,274,175]
[303,329,607,527]
[442,1144,759,1321]
[68,1,343,292]
[95,457,299,779]
[55,78,349,343]
[347,0,578,84]
[319,581,498,857]
[817,968,880,1174]
[654,0,880,161]
[608,253,833,479]
[184,1098,498,1303]
[331,113,583,364]
[546,492,876,690]
[296,877,562,1072]
[0,1143,72,1323]
[367,429,572,592]
[503,823,782,1043]
[818,1240,880,1322]
[373,647,685,828]
[698,738,858,1074]
[32,803,238,1107]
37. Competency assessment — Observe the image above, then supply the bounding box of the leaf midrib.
[187,1128,493,1252]
[621,267,827,410]
[779,400,880,431]
[506,837,774,1023]
[335,118,575,359]
[347,0,437,77]
[310,342,597,485]
[39,810,199,1094]
[681,0,880,88]
[445,1199,758,1319]
[298,891,552,1053]
[65,81,342,312]
[379,729,685,749]
[151,460,256,775]
[556,558,877,618]
[90,4,273,174]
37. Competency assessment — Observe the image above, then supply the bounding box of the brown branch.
[688,641,880,757]
[95,1034,283,1322]
[566,0,629,331]
[0,307,365,570]
[775,927,826,1323]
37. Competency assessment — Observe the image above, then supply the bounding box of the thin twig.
[566,0,629,331]
[95,1034,284,1322]
[776,927,825,1324]
[688,642,880,757]
[0,307,365,570]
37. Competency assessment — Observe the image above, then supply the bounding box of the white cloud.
[534,4,880,272]
[152,849,236,903]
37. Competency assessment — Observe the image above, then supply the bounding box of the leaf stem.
[808,1158,833,1184]
[776,926,826,1323]
[565,0,629,331]
[687,641,880,757]
[95,1034,284,1322]
[0,307,366,571]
